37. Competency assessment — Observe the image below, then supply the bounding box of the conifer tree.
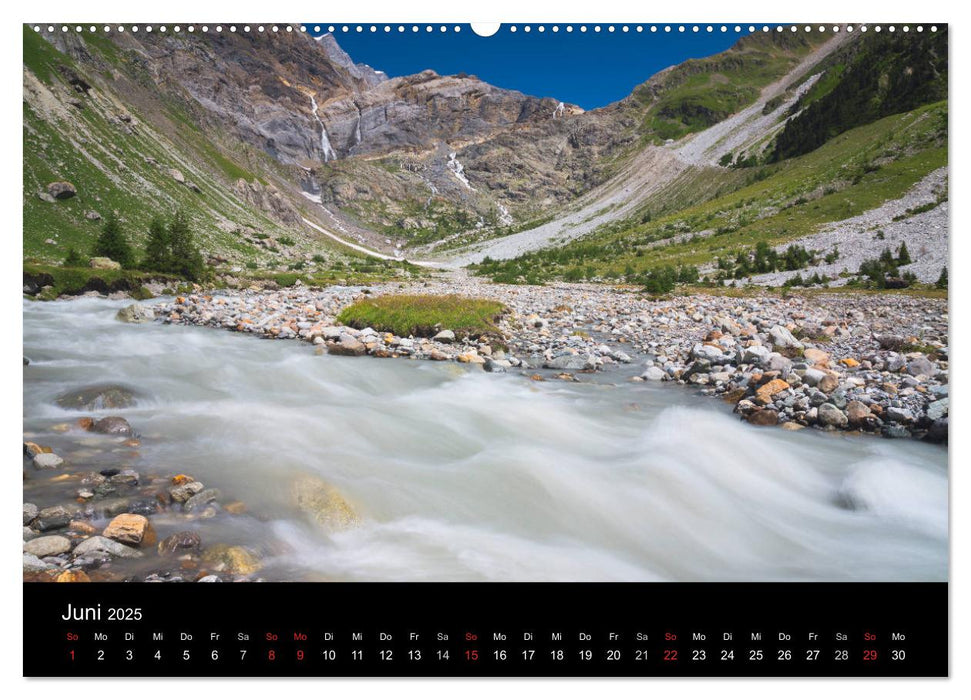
[92,212,134,268]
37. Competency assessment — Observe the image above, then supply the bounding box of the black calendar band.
[24,582,947,677]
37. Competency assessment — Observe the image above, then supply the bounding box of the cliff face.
[26,26,846,262]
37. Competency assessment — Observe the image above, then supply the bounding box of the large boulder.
[116,304,155,323]
[89,257,122,270]
[46,181,77,199]
[201,544,261,575]
[56,383,137,410]
[292,475,359,532]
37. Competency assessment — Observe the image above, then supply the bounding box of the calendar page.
[22,20,948,677]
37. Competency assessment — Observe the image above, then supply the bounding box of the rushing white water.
[447,152,475,191]
[309,95,338,162]
[497,202,514,226]
[23,298,948,582]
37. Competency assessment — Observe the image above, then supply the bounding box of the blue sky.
[310,25,742,110]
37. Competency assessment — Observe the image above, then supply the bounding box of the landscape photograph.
[23,23,948,583]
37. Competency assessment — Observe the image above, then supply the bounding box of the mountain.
[22,25,947,288]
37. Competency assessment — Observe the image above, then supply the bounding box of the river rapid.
[23,298,948,582]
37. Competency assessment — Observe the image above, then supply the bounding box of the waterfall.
[309,95,338,162]
[447,152,475,191]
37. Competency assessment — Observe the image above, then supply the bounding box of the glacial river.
[23,298,948,581]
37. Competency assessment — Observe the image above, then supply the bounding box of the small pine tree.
[936,266,948,289]
[143,216,172,272]
[63,247,86,267]
[897,241,912,265]
[167,211,206,281]
[92,213,134,268]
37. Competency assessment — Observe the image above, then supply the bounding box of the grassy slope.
[472,100,947,283]
[22,27,362,270]
[630,31,829,143]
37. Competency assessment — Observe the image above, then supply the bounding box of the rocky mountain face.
[29,24,916,270]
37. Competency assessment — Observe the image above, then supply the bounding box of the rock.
[158,530,202,556]
[642,366,666,381]
[23,503,39,526]
[742,345,771,365]
[116,304,155,323]
[433,329,456,343]
[110,470,139,487]
[89,257,122,270]
[328,335,366,356]
[768,325,804,349]
[24,553,54,573]
[907,356,935,377]
[457,351,485,364]
[37,192,57,203]
[545,354,594,371]
[46,181,77,199]
[68,520,97,535]
[24,535,72,557]
[746,409,779,426]
[802,368,826,387]
[56,383,137,410]
[817,373,840,393]
[766,354,793,374]
[201,544,261,575]
[817,403,848,428]
[803,348,831,366]
[925,418,948,443]
[483,358,506,373]
[755,378,789,405]
[85,210,102,221]
[103,513,157,547]
[34,505,72,531]
[780,421,805,431]
[90,416,133,435]
[845,400,872,426]
[839,358,860,368]
[72,535,143,559]
[32,452,64,470]
[168,168,186,183]
[170,481,205,503]
[23,441,47,458]
[926,398,949,421]
[184,488,221,512]
[886,406,915,424]
[292,475,359,532]
[55,570,91,583]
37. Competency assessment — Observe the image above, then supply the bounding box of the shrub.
[63,247,87,267]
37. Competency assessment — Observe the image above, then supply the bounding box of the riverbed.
[23,298,948,581]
